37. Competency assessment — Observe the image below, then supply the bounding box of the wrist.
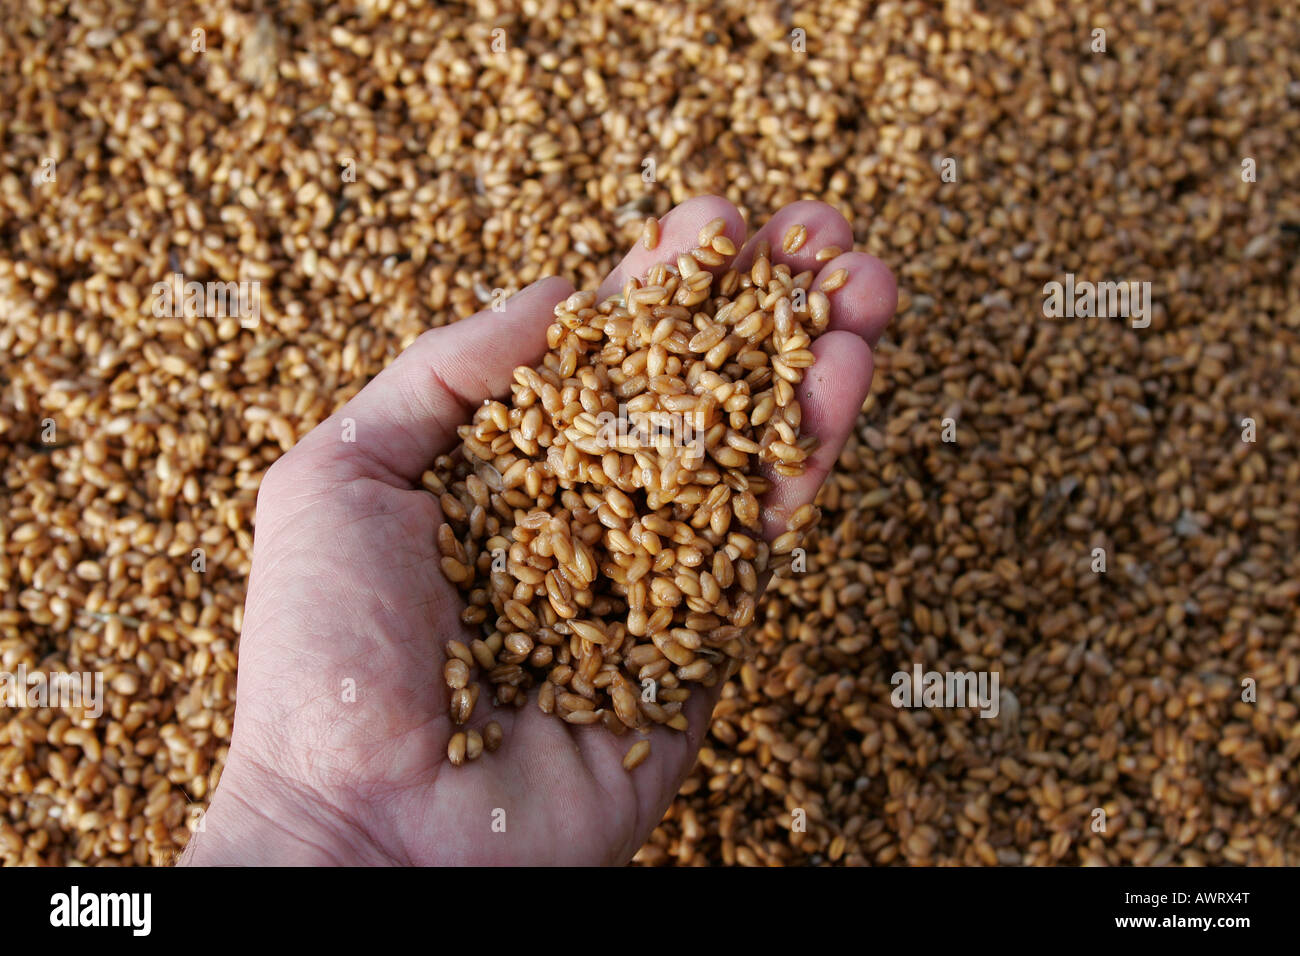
[180,754,396,866]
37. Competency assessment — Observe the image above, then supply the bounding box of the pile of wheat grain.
[1,0,1297,865]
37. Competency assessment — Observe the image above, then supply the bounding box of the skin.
[180,197,896,866]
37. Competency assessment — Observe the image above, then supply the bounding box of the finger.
[733,199,855,277]
[302,276,575,484]
[596,195,746,302]
[759,330,875,540]
[814,251,898,348]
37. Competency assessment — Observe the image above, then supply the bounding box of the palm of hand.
[234,451,700,865]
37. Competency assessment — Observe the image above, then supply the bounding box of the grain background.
[1,0,1297,866]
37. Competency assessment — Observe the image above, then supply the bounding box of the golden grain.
[448,733,467,766]
[465,729,484,761]
[623,739,652,771]
[642,217,660,251]
[818,269,848,292]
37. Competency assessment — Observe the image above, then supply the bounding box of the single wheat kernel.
[782,224,808,254]
[444,659,470,689]
[450,687,475,724]
[623,739,651,770]
[819,268,848,292]
[448,732,467,766]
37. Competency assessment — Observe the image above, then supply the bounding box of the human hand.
[181,196,896,866]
